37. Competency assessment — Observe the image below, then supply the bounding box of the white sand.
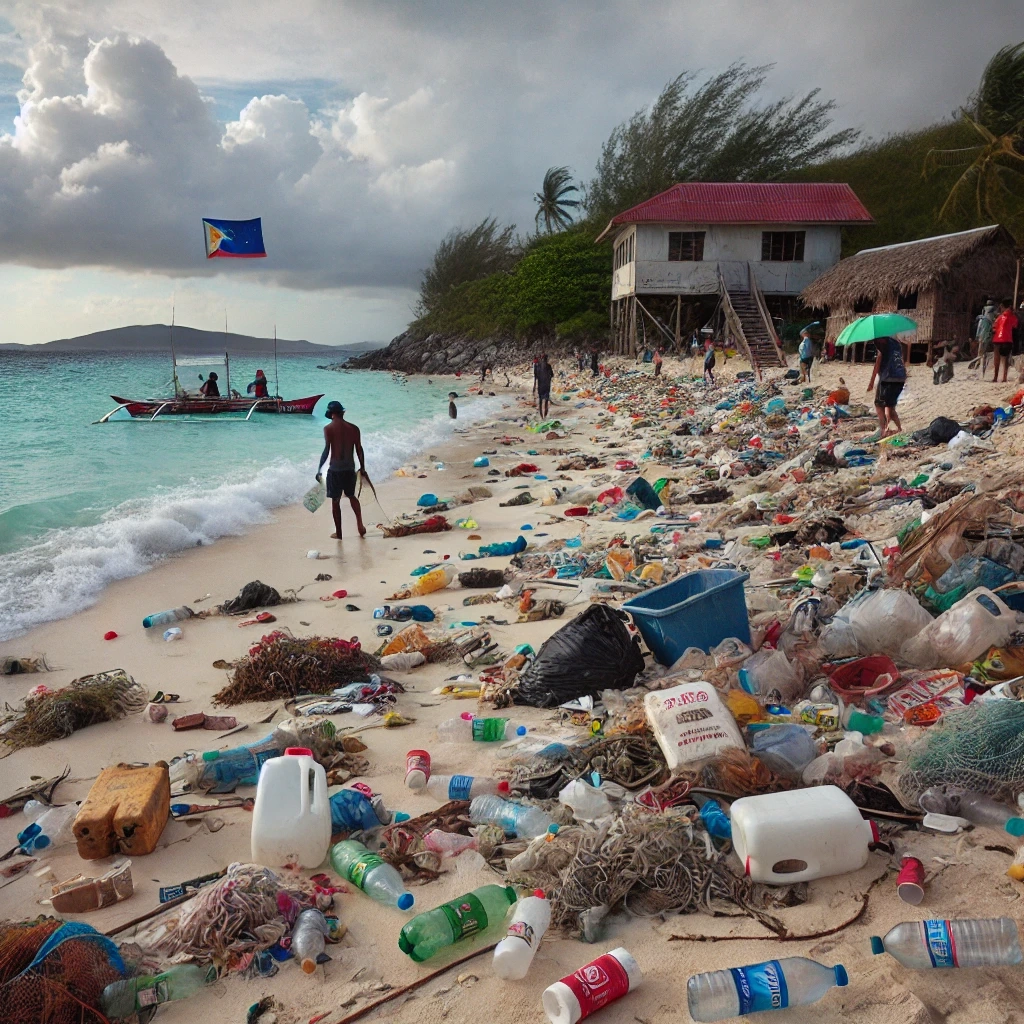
[2,355,1023,1024]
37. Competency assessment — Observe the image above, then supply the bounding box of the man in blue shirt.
[798,330,814,383]
[866,336,907,438]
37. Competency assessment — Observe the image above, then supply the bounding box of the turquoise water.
[0,351,498,639]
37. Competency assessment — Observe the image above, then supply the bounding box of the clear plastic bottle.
[687,958,848,1021]
[291,908,331,974]
[330,839,415,910]
[493,889,550,980]
[101,964,215,1019]
[436,715,527,743]
[17,804,78,855]
[426,774,510,801]
[470,794,554,838]
[398,884,517,962]
[918,786,1024,836]
[871,918,1023,968]
[142,606,193,629]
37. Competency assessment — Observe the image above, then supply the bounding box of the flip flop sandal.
[150,691,181,703]
[345,604,360,612]
[255,612,276,623]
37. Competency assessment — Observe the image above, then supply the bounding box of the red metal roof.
[597,182,873,239]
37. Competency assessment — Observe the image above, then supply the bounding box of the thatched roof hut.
[802,224,1019,361]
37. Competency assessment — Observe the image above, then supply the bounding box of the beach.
[4,351,1024,1024]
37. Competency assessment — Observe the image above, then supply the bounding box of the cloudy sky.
[0,1,1020,346]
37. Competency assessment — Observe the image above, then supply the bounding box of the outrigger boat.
[97,320,322,423]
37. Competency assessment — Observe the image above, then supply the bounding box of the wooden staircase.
[718,264,787,379]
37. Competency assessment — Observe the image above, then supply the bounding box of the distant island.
[0,324,384,356]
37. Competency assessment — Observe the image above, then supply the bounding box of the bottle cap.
[497,780,510,795]
[397,892,415,911]
[533,888,546,898]
[516,725,527,735]
[833,965,849,987]
[285,747,313,756]
[300,958,317,975]
[460,712,474,721]
[870,936,884,955]
[1006,817,1024,837]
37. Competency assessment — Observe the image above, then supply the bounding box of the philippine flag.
[202,217,267,259]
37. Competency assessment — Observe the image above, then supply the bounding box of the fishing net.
[506,807,776,936]
[378,515,451,538]
[214,633,380,705]
[457,568,507,588]
[897,700,1024,803]
[0,917,127,1024]
[1,670,147,756]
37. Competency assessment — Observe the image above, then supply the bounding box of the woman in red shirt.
[992,299,1019,383]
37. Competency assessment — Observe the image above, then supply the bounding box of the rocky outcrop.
[342,330,587,374]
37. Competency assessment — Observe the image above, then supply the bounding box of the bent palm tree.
[925,42,1024,234]
[534,166,580,233]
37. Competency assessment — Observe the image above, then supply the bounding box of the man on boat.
[247,369,269,398]
[315,401,367,539]
[199,372,220,398]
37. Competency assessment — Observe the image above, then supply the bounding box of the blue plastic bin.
[622,568,750,665]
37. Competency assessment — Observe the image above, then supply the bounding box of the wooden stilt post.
[674,295,682,352]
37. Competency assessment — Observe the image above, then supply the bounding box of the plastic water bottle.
[330,840,414,910]
[871,918,1023,968]
[687,958,848,1021]
[142,606,193,629]
[493,889,550,980]
[17,804,78,855]
[291,908,331,974]
[437,715,527,743]
[102,964,216,1018]
[470,794,554,838]
[918,786,1024,836]
[426,774,510,801]
[329,789,387,833]
[399,884,517,962]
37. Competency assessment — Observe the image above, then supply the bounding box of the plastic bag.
[843,588,932,657]
[739,648,804,703]
[902,588,1015,668]
[644,680,745,770]
[513,604,644,708]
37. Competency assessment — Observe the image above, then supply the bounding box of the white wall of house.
[610,222,843,299]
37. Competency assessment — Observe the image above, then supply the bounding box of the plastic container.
[470,794,554,838]
[405,750,431,789]
[872,918,1022,968]
[437,716,527,743]
[623,569,750,665]
[398,884,517,962]
[102,964,216,1019]
[412,563,457,596]
[291,908,331,974]
[142,606,193,629]
[902,588,1014,668]
[748,725,817,779]
[918,786,1024,836]
[251,748,331,868]
[542,947,642,1024]
[17,804,78,856]
[493,889,550,980]
[73,763,170,860]
[730,785,878,884]
[687,957,848,1021]
[426,774,509,801]
[330,840,414,910]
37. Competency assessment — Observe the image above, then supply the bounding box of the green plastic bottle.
[101,964,216,1019]
[398,884,517,962]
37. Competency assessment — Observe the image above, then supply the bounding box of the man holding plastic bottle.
[316,401,367,540]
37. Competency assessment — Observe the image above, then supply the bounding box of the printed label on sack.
[448,775,474,801]
[924,920,957,967]
[348,854,384,889]
[729,960,789,1016]
[440,892,488,942]
[561,953,630,1020]
[506,920,536,948]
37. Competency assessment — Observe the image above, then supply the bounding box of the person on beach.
[703,340,716,385]
[591,349,599,376]
[992,299,1018,383]
[867,335,907,438]
[798,329,814,383]
[199,371,220,397]
[536,352,553,418]
[975,298,996,373]
[247,369,269,398]
[316,400,367,540]
[448,391,458,419]
[653,348,663,377]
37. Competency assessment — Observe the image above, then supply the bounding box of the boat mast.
[274,324,280,398]
[169,304,182,396]
[224,308,231,396]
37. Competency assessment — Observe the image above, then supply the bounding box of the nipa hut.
[801,224,1019,363]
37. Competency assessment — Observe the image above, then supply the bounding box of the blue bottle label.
[924,920,957,967]
[729,960,789,1016]
[448,775,473,801]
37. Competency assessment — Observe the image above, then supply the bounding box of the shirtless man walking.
[315,401,367,539]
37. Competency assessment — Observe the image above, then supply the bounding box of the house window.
[897,291,918,310]
[668,231,705,261]
[614,235,635,270]
[853,297,874,314]
[761,231,805,262]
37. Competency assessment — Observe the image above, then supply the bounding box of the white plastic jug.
[251,748,331,868]
[730,785,877,884]
[902,588,1014,668]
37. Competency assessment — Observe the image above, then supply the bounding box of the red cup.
[405,750,430,789]
[897,855,925,905]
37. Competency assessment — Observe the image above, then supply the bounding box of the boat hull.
[110,395,324,417]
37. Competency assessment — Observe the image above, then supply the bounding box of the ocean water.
[0,351,499,640]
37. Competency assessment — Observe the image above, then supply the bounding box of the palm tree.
[925,42,1024,234]
[534,166,580,233]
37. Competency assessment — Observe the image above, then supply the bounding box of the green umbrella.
[835,313,918,347]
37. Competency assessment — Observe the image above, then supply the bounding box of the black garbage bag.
[514,604,645,708]
[218,580,282,614]
[929,416,961,445]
